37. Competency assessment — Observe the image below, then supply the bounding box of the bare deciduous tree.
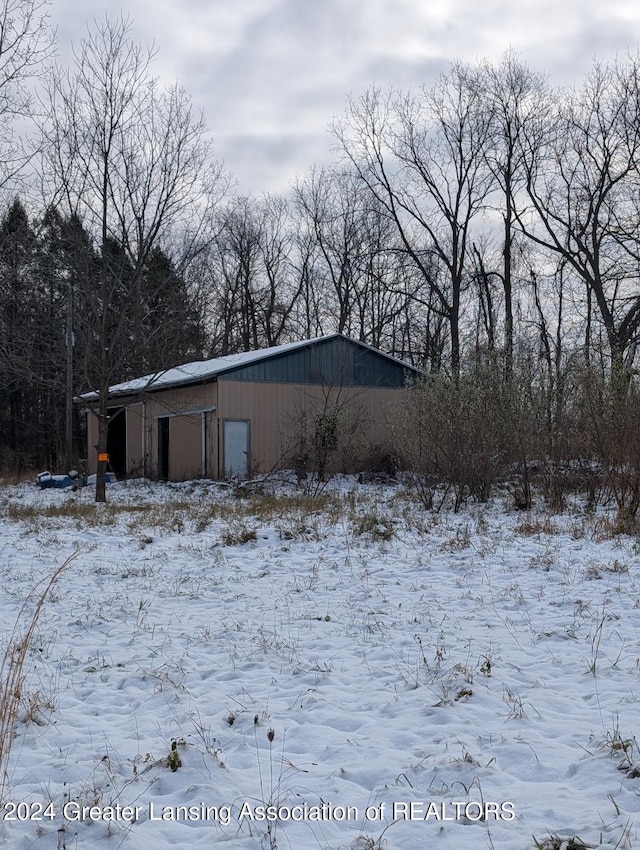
[518,54,640,395]
[476,52,549,376]
[335,63,493,378]
[203,194,304,354]
[293,166,407,349]
[43,16,226,501]
[0,0,53,191]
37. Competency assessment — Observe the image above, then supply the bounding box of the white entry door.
[223,420,250,479]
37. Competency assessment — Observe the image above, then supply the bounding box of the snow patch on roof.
[80,334,340,400]
[79,333,419,401]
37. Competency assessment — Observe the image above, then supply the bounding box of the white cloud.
[49,0,640,194]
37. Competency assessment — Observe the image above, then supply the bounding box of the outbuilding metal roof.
[79,333,420,401]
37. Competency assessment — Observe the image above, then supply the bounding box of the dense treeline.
[0,4,639,511]
[0,200,202,469]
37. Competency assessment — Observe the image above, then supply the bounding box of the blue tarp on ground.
[36,471,116,489]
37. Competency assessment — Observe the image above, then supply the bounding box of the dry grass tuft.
[7,501,151,526]
[0,551,79,802]
[352,512,394,541]
[0,471,37,486]
[8,502,99,522]
[591,512,640,542]
[515,517,558,536]
[531,835,592,850]
[249,491,343,523]
[221,521,258,546]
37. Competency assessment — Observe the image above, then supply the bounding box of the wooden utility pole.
[65,277,73,470]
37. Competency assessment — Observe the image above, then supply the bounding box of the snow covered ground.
[0,475,639,850]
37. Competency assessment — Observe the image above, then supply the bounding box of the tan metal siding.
[87,383,218,480]
[144,384,216,419]
[144,383,217,480]
[216,381,400,475]
[126,403,144,477]
[96,377,402,480]
[168,414,203,480]
[204,410,217,477]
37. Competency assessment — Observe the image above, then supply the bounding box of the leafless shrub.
[578,369,640,519]
[391,366,539,512]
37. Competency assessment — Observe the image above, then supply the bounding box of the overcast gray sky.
[50,0,640,195]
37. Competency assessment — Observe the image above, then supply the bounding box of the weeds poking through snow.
[166,740,182,772]
[221,520,258,545]
[356,819,397,849]
[587,602,607,675]
[531,834,593,849]
[3,478,640,848]
[503,685,526,719]
[600,715,640,778]
[0,551,79,802]
[352,512,394,541]
[252,724,283,850]
[479,654,493,676]
[515,517,558,536]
